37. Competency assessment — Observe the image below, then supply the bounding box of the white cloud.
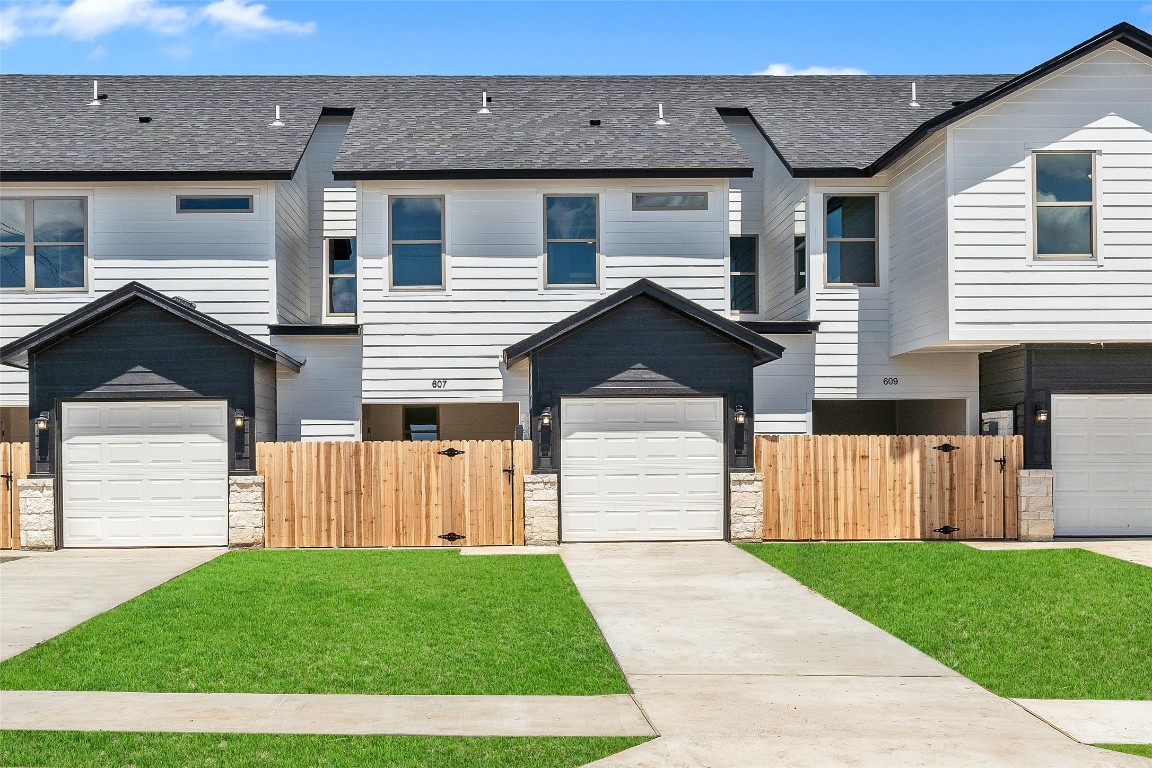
[87,45,108,60]
[754,64,868,76]
[52,0,189,39]
[202,0,315,35]
[0,0,315,44]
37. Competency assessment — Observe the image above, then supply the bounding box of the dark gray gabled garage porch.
[0,282,301,549]
[503,279,783,543]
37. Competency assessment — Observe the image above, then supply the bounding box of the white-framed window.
[793,200,807,294]
[825,195,878,286]
[0,197,87,291]
[1033,151,1095,260]
[389,196,444,289]
[632,192,708,211]
[544,195,598,287]
[730,235,758,313]
[176,195,254,213]
[325,237,356,316]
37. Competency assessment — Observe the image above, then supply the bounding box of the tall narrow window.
[390,197,444,288]
[825,195,877,286]
[729,235,758,313]
[793,200,807,293]
[326,237,356,315]
[403,406,439,441]
[1034,152,1094,259]
[545,195,597,286]
[1,197,87,291]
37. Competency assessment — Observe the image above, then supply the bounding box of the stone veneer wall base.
[523,474,559,546]
[1017,469,1054,541]
[729,472,764,541]
[228,475,265,548]
[18,477,56,550]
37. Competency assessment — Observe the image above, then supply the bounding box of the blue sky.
[1,1,1148,76]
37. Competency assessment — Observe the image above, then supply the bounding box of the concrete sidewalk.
[563,542,1150,768]
[0,690,654,737]
[1013,700,1152,745]
[963,539,1152,568]
[0,548,225,661]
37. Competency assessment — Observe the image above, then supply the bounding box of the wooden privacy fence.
[756,434,1023,540]
[1,443,31,550]
[257,440,533,548]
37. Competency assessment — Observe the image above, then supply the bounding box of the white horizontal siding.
[273,335,363,441]
[947,44,1152,344]
[0,183,275,407]
[275,169,310,324]
[306,117,354,322]
[753,334,814,434]
[888,133,949,354]
[358,178,729,403]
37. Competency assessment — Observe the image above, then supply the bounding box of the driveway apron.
[1,548,226,661]
[563,542,1150,768]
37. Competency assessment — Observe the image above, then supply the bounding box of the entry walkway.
[563,542,1150,768]
[0,548,225,661]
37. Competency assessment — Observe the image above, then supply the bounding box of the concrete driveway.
[1,548,225,661]
[564,542,1150,768]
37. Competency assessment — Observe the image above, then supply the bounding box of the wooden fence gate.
[1,443,30,550]
[756,434,1024,540]
[257,440,533,548]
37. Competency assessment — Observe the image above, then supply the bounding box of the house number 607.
[431,380,448,389]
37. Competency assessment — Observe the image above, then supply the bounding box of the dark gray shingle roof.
[0,72,1013,179]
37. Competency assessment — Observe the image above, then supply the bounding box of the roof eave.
[0,170,295,183]
[334,166,754,181]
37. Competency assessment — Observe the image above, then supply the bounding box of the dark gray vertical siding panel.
[978,346,1026,412]
[253,357,277,443]
[529,296,756,472]
[28,301,261,475]
[1024,344,1152,469]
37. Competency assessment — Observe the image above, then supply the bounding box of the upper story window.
[545,195,598,287]
[390,196,444,289]
[825,195,877,286]
[794,200,807,294]
[1,197,87,291]
[326,237,356,315]
[632,192,708,211]
[1034,152,1094,259]
[176,195,253,213]
[730,235,758,313]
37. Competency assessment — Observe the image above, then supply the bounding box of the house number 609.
[431,380,448,389]
[883,377,899,386]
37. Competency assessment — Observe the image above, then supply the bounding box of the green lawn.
[1097,744,1152,759]
[0,731,649,768]
[739,542,1152,700]
[0,549,628,695]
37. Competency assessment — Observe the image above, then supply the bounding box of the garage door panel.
[62,401,229,547]
[1052,394,1151,537]
[561,397,725,542]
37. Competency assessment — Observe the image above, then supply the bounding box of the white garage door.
[560,397,726,542]
[1052,394,1152,537]
[62,401,229,547]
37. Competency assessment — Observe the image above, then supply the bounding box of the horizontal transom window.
[176,196,253,213]
[632,192,708,211]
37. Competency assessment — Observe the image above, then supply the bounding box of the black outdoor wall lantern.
[232,408,250,469]
[733,405,748,462]
[1034,405,1049,424]
[33,411,51,473]
[538,406,553,470]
